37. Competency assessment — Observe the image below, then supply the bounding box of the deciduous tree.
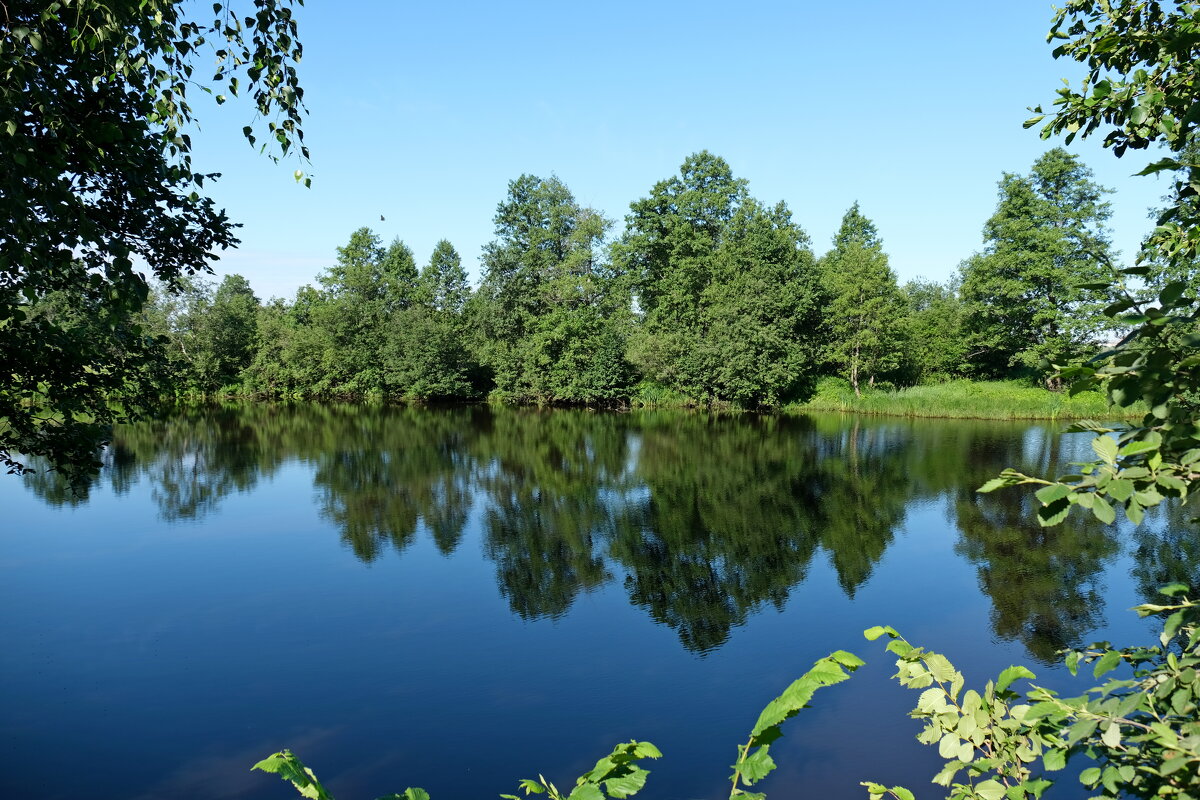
[959,148,1116,383]
[820,203,906,395]
[1,0,307,481]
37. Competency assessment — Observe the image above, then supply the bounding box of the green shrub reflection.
[20,404,1190,658]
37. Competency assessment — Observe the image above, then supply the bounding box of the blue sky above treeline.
[190,0,1168,301]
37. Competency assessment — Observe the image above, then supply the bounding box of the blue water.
[0,405,1184,800]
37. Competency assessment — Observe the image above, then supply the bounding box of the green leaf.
[1118,439,1159,457]
[1035,484,1072,505]
[631,742,661,760]
[975,779,1006,800]
[603,766,649,798]
[1100,722,1121,749]
[864,625,898,641]
[1093,650,1121,678]
[1107,478,1134,502]
[737,747,777,784]
[1091,495,1116,524]
[1159,280,1188,306]
[251,751,331,800]
[1160,756,1189,775]
[996,665,1036,693]
[1042,748,1067,771]
[1092,436,1118,465]
[376,791,431,800]
[1037,497,1072,526]
[749,652,860,736]
[938,733,961,758]
[567,784,604,800]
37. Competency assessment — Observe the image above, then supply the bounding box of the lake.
[1,404,1188,800]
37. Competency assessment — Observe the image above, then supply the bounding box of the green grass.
[789,378,1143,421]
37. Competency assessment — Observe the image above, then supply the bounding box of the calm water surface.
[1,405,1192,800]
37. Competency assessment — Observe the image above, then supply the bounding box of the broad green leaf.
[567,784,604,800]
[864,626,898,641]
[1042,748,1067,771]
[603,766,649,798]
[1035,484,1072,505]
[737,747,776,784]
[1092,436,1118,465]
[938,733,961,758]
[376,791,431,800]
[1100,722,1121,749]
[1107,478,1134,502]
[1091,495,1116,524]
[1093,650,1122,678]
[924,653,956,683]
[975,779,1006,800]
[631,742,661,760]
[1159,756,1189,775]
[996,665,1036,693]
[251,751,331,800]
[1037,497,1072,526]
[1118,440,1159,457]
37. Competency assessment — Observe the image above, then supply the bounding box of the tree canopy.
[820,203,906,395]
[960,148,1115,382]
[1,0,307,481]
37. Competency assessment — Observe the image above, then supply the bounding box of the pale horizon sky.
[186,0,1170,302]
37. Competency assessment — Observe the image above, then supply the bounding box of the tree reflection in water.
[21,403,1194,658]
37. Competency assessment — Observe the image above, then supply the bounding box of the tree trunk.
[851,340,861,397]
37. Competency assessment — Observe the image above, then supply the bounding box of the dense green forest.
[106,147,1189,408]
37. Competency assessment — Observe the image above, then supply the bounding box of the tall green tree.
[820,203,906,395]
[616,152,824,404]
[244,285,337,395]
[418,239,471,314]
[959,148,1116,383]
[475,174,633,403]
[316,228,420,393]
[698,199,826,405]
[902,279,968,382]
[382,241,477,399]
[191,275,260,391]
[1,1,307,481]
[616,152,744,396]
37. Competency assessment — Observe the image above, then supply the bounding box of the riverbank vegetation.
[794,378,1143,421]
[94,145,1186,423]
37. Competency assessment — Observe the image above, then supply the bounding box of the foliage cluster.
[1,0,307,483]
[110,145,1156,419]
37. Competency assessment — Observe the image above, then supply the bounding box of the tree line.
[119,147,1185,406]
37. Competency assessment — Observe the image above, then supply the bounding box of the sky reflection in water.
[2,405,1192,800]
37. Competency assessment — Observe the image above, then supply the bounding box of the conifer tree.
[820,203,906,395]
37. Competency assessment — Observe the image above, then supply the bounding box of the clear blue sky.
[190,0,1170,301]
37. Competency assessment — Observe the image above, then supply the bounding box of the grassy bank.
[790,378,1141,421]
[171,378,1143,421]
